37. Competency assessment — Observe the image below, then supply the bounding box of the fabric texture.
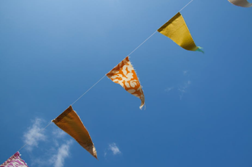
[106,56,145,109]
[0,152,28,167]
[158,12,202,52]
[228,0,252,7]
[52,106,97,159]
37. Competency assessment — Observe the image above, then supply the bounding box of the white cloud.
[23,118,46,151]
[178,80,191,99]
[23,118,73,167]
[52,128,66,138]
[51,140,73,167]
[108,143,121,155]
[165,71,193,99]
[165,87,174,92]
[51,129,66,147]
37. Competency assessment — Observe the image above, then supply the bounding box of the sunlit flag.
[0,152,28,167]
[158,12,203,53]
[228,0,252,7]
[52,106,97,159]
[107,56,145,109]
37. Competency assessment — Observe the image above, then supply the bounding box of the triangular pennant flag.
[0,152,28,167]
[106,56,145,109]
[158,12,203,53]
[228,0,252,7]
[52,106,97,159]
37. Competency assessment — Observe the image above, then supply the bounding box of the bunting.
[52,106,97,159]
[0,1,212,163]
[0,152,28,167]
[158,12,203,53]
[106,56,145,109]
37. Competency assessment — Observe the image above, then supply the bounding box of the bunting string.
[66,0,195,108]
[127,31,157,57]
[69,31,157,107]
[179,0,194,12]
[10,0,195,158]
[71,75,107,106]
[17,121,52,152]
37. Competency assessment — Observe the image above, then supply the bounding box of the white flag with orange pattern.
[106,56,145,109]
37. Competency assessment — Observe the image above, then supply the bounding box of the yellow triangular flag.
[158,12,203,53]
[52,106,97,159]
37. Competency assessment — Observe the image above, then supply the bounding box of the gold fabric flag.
[158,12,203,53]
[106,56,145,109]
[52,106,97,159]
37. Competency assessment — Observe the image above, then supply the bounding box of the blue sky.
[1,0,252,166]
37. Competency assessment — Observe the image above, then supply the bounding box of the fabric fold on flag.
[228,0,252,7]
[0,152,28,167]
[158,12,203,53]
[106,56,145,109]
[52,106,97,159]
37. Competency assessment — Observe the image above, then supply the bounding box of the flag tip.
[196,46,204,53]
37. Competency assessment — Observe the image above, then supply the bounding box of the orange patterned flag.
[106,56,145,109]
[52,106,97,159]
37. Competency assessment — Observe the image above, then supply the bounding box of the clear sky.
[0,0,252,167]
